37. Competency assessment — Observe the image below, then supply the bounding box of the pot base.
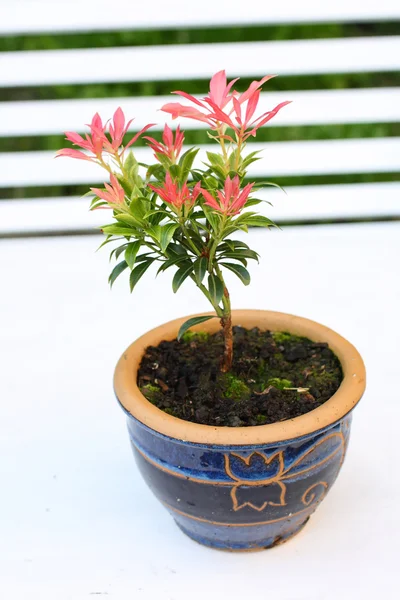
[174,516,310,551]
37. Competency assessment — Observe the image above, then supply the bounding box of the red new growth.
[149,173,201,211]
[200,176,254,216]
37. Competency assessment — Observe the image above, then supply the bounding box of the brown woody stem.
[220,286,233,372]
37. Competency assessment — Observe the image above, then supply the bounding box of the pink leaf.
[112,107,125,139]
[244,90,260,126]
[55,148,93,161]
[238,75,276,105]
[161,102,211,124]
[246,100,291,136]
[124,123,156,149]
[232,97,242,125]
[171,90,207,109]
[209,70,227,107]
[64,131,87,147]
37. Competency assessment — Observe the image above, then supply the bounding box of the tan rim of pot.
[114,310,366,445]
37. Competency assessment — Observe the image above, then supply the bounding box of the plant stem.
[215,264,233,372]
[217,124,229,171]
[220,297,233,372]
[235,136,243,172]
[191,276,224,318]
[208,213,227,272]
[180,221,201,257]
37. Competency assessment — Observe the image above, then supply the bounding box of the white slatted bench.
[0,0,399,235]
[1,3,400,599]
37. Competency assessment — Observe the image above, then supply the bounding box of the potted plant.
[57,71,366,551]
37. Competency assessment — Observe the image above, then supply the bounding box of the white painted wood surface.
[2,0,399,34]
[2,36,400,88]
[1,182,400,236]
[2,88,400,137]
[0,223,399,599]
[1,138,399,188]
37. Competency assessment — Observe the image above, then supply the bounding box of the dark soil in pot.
[137,327,343,427]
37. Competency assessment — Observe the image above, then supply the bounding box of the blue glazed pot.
[114,311,365,551]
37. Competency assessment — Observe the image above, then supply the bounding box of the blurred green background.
[1,21,399,201]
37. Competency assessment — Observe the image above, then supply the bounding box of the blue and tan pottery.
[114,310,366,551]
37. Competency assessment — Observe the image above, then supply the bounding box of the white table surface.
[1,222,399,600]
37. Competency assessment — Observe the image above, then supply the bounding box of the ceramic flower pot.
[114,310,366,551]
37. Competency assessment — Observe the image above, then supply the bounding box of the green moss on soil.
[221,373,251,401]
[255,414,268,425]
[181,330,210,343]
[267,377,293,390]
[140,383,162,404]
[271,332,291,344]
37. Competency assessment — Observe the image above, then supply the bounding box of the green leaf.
[240,215,277,228]
[146,163,166,182]
[108,260,129,288]
[160,223,180,253]
[157,254,188,275]
[221,249,259,262]
[89,197,107,210]
[208,274,224,305]
[179,147,200,180]
[244,198,262,208]
[135,253,156,263]
[128,197,148,222]
[191,209,206,220]
[118,151,143,196]
[101,224,135,237]
[233,211,258,223]
[177,315,216,341]
[144,207,170,219]
[229,149,238,171]
[202,205,221,232]
[147,225,162,244]
[125,241,141,269]
[206,151,225,168]
[97,234,114,251]
[219,255,247,266]
[194,257,207,284]
[217,240,251,254]
[203,175,219,189]
[154,153,172,170]
[111,243,129,261]
[172,262,194,293]
[208,163,227,183]
[191,169,204,182]
[242,151,262,169]
[114,213,142,229]
[178,147,194,167]
[222,240,235,252]
[82,189,97,198]
[243,150,261,161]
[256,181,287,195]
[220,225,239,239]
[129,258,155,292]
[185,227,203,252]
[169,164,180,180]
[167,243,188,257]
[245,197,273,208]
[223,240,250,250]
[148,207,170,226]
[220,262,251,285]
[124,151,139,179]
